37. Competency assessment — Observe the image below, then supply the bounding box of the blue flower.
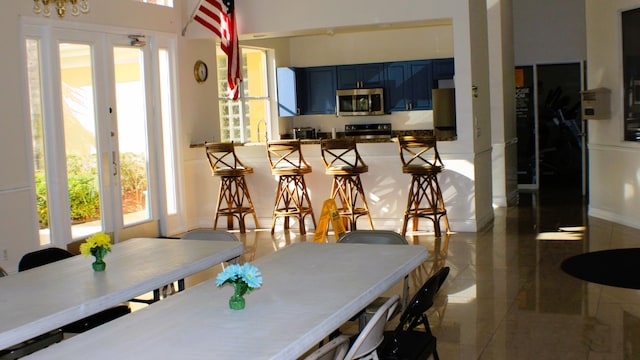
[216,262,263,290]
[240,263,263,289]
[216,264,242,286]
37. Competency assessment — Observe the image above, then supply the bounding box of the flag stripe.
[191,0,241,100]
[194,15,222,38]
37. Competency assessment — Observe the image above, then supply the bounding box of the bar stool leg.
[401,173,449,237]
[271,175,316,235]
[330,177,351,230]
[214,175,259,233]
[271,177,285,234]
[213,178,226,231]
[239,176,260,231]
[353,175,374,230]
[298,175,317,233]
[331,175,373,231]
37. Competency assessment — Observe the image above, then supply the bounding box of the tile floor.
[182,186,640,360]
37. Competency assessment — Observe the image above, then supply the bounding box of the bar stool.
[320,138,374,230]
[266,140,316,234]
[205,142,259,233]
[397,135,450,237]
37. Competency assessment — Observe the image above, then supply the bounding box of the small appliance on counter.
[293,127,317,140]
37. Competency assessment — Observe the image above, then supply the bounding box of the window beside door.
[216,46,271,143]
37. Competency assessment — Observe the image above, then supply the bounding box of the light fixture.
[32,0,90,18]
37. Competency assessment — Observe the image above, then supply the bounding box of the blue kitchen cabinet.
[300,66,337,115]
[385,60,433,112]
[276,67,299,117]
[432,58,455,81]
[337,63,385,89]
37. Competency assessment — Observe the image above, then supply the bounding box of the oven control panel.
[344,123,392,138]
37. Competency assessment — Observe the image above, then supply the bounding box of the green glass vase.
[92,258,106,271]
[91,247,108,272]
[229,282,248,310]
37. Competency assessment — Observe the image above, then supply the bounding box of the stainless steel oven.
[344,123,392,139]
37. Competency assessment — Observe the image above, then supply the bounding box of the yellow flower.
[79,242,92,256]
[80,232,112,257]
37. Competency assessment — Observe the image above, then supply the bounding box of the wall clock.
[194,60,208,83]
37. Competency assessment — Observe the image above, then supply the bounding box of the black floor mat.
[561,248,640,289]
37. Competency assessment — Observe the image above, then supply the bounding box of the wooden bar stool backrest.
[397,135,444,174]
[205,141,252,176]
[320,138,368,175]
[266,140,312,175]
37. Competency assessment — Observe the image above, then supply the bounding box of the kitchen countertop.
[190,129,456,148]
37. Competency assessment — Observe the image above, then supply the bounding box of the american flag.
[191,0,241,100]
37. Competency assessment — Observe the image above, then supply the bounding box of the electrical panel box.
[581,88,611,120]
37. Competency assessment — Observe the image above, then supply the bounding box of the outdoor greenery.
[35,153,147,228]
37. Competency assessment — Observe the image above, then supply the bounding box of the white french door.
[24,23,181,246]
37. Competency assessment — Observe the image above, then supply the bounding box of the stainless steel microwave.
[336,88,385,116]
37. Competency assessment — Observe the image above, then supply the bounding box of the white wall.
[287,26,454,67]
[489,0,518,207]
[586,0,640,230]
[513,0,587,65]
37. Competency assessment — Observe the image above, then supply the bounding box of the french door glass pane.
[113,47,151,226]
[59,43,103,239]
[26,39,50,245]
[159,48,177,215]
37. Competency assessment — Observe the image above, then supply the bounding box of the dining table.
[0,237,244,350]
[24,242,428,360]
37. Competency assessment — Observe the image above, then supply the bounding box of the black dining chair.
[18,247,131,334]
[338,230,410,328]
[0,264,64,359]
[378,266,450,360]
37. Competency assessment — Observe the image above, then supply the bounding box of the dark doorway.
[536,63,583,192]
[516,63,584,195]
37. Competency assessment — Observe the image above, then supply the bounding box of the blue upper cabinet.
[301,66,337,115]
[276,67,299,117]
[432,58,455,81]
[385,60,433,112]
[276,58,453,115]
[337,63,385,89]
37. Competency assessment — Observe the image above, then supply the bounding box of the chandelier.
[32,0,90,18]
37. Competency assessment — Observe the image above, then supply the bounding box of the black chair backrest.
[398,266,450,331]
[18,247,73,272]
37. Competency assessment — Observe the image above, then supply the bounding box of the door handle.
[112,151,118,176]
